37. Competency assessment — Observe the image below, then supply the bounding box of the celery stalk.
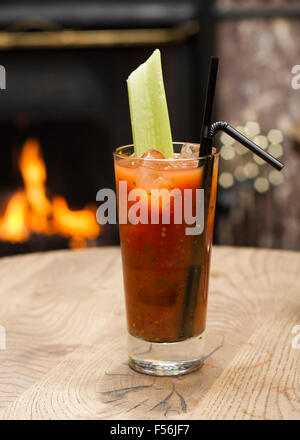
[127,49,174,158]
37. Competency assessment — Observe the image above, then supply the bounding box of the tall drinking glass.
[114,143,219,376]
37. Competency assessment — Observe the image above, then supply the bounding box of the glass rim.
[113,143,219,161]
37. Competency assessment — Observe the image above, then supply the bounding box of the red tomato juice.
[114,150,219,343]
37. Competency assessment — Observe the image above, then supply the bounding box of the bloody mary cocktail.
[114,143,219,375]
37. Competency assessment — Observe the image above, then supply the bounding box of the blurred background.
[0,0,299,256]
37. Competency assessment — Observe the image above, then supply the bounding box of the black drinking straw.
[210,122,284,170]
[199,56,219,158]
[180,56,285,338]
[199,57,284,170]
[179,57,219,338]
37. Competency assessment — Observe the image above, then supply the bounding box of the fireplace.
[0,1,209,256]
[0,137,104,256]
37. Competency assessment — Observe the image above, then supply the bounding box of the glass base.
[128,332,205,376]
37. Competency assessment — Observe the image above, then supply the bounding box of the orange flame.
[19,138,52,234]
[52,197,100,248]
[0,192,29,242]
[0,138,100,248]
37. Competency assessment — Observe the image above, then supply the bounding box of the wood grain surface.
[0,246,299,420]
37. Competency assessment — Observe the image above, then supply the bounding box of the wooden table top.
[0,246,299,420]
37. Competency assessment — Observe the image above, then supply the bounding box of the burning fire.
[0,192,29,242]
[0,138,100,248]
[19,138,52,235]
[52,197,100,249]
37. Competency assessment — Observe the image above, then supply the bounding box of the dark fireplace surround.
[0,1,213,256]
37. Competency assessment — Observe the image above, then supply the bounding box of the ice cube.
[136,149,170,189]
[136,165,169,192]
[175,143,199,168]
[141,149,166,159]
[141,149,168,170]
[179,143,199,158]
